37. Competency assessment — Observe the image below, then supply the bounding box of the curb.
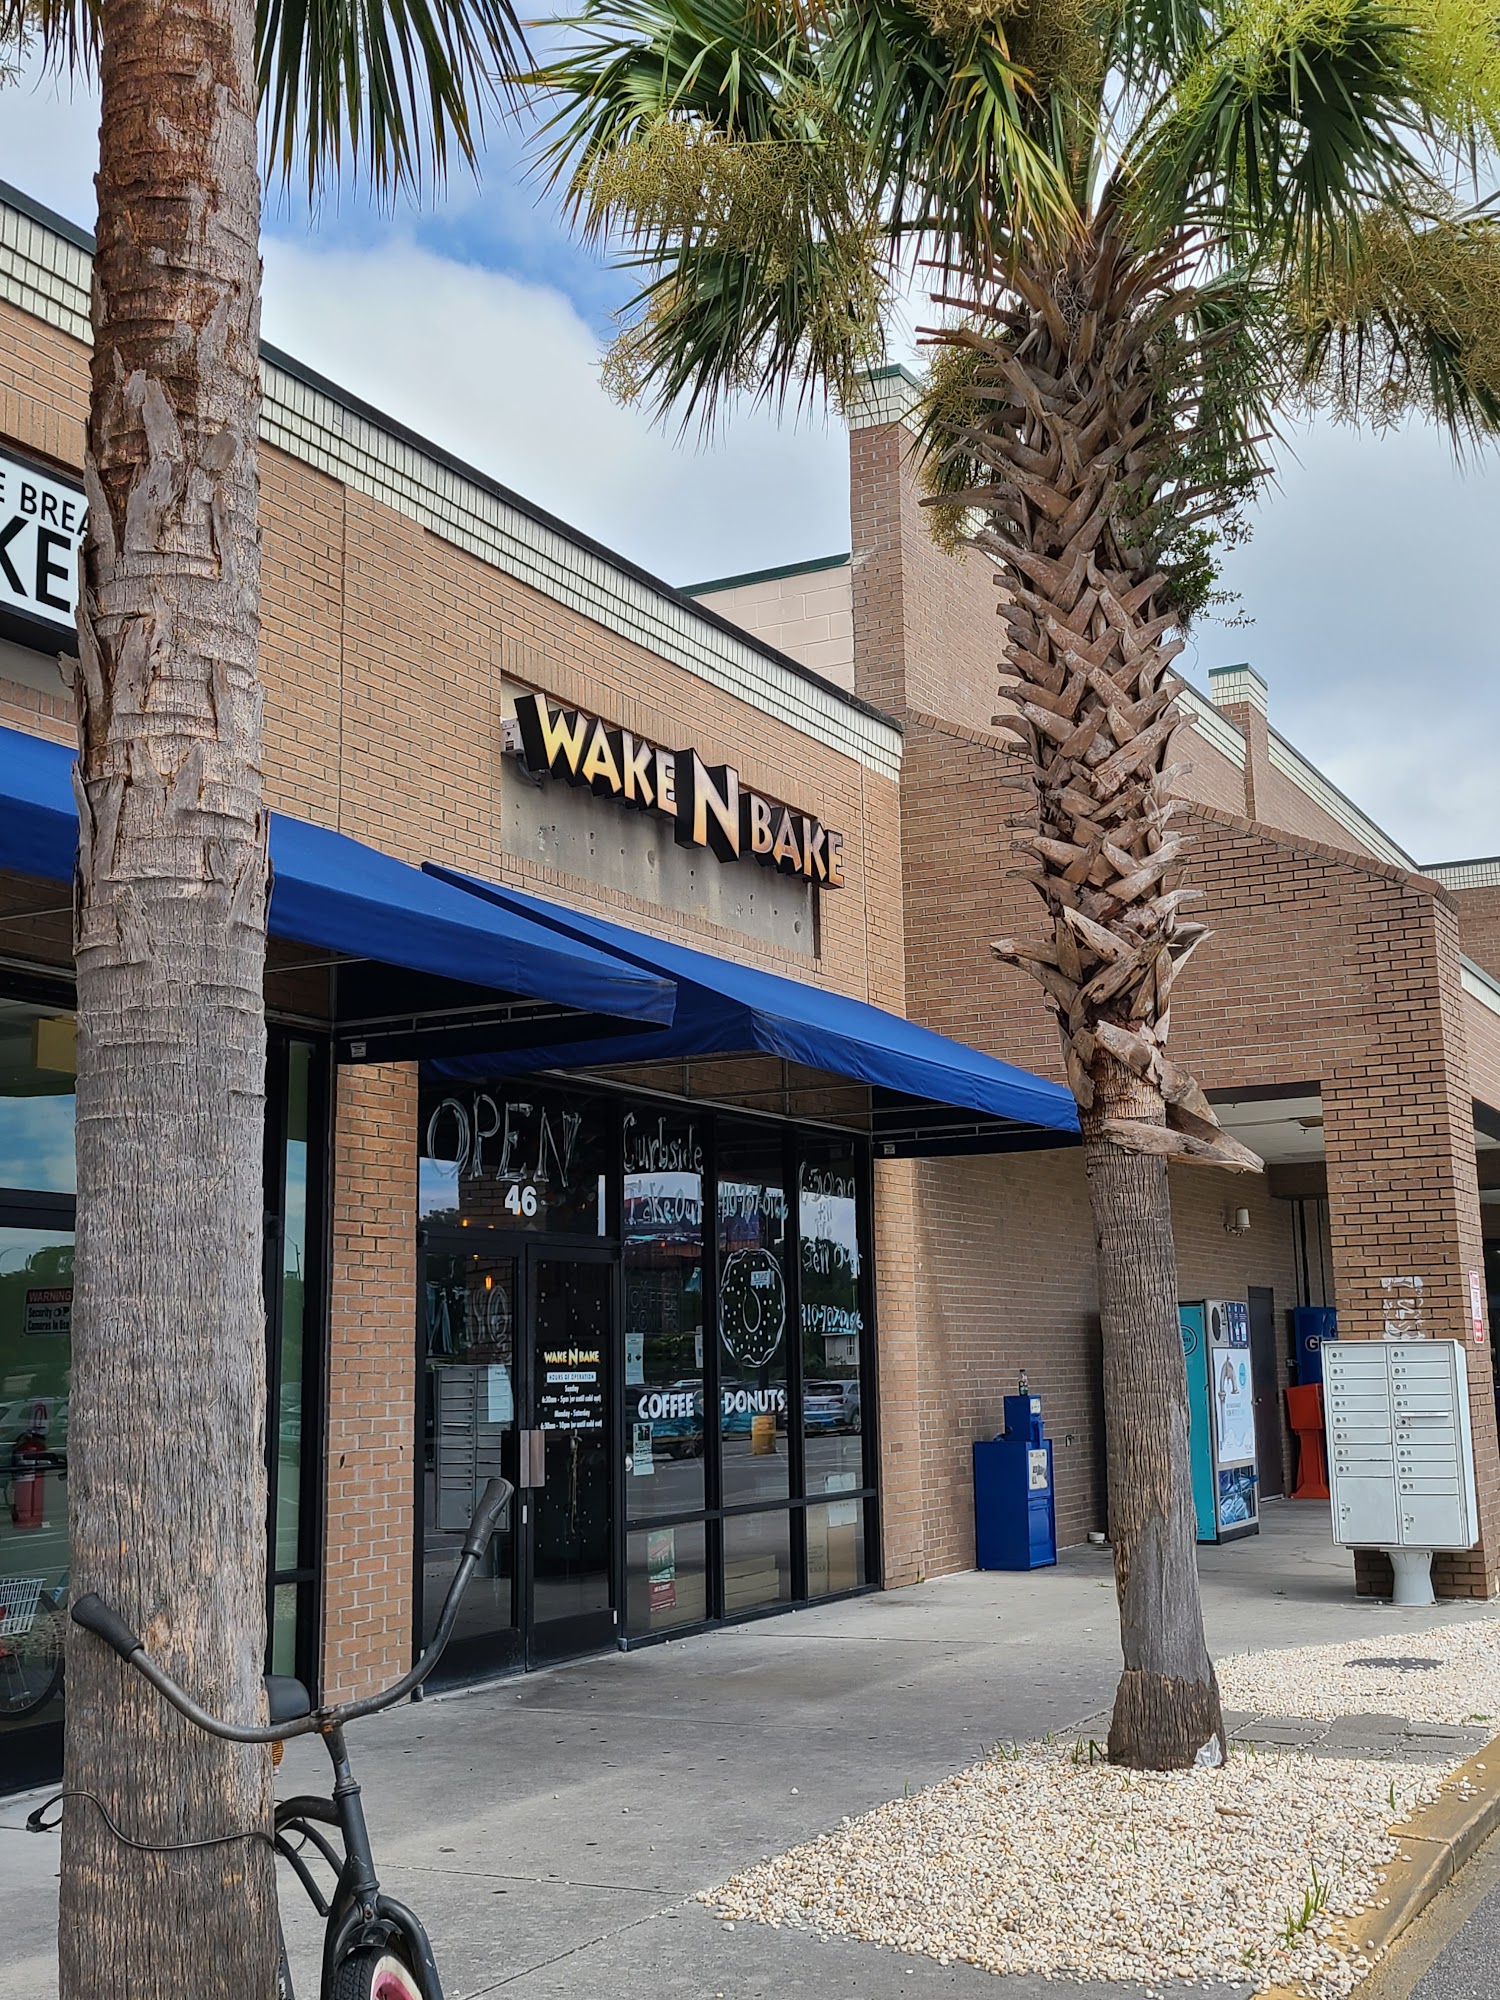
[1258,1732,1500,1999]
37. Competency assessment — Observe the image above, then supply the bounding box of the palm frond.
[1106,0,1210,94]
[0,0,98,75]
[258,0,526,194]
[821,0,1078,265]
[530,0,810,217]
[2,0,523,194]
[1290,200,1500,440]
[1129,0,1430,263]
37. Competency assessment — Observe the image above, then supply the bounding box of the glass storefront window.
[0,1221,72,1745]
[419,1081,608,1236]
[422,1247,519,1670]
[624,1110,705,1520]
[805,1498,866,1598]
[799,1143,866,1501]
[274,1043,311,1574]
[723,1510,791,1613]
[626,1521,707,1633]
[717,1125,789,1506]
[0,998,75,1769]
[0,1000,76,1194]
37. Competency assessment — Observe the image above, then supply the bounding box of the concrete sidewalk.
[4,1504,1495,1999]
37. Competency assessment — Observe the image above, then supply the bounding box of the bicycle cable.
[26,1789,276,1855]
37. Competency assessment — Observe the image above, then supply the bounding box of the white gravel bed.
[1218,1619,1500,1726]
[703,1743,1449,1996]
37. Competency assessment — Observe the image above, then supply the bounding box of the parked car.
[803,1380,860,1433]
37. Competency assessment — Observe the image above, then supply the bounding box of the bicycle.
[0,1576,66,1720]
[42,1476,513,2000]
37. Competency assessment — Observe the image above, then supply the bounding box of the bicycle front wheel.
[0,1587,64,1720]
[330,1949,426,2000]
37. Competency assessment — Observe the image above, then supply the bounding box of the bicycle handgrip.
[71,1592,144,1661]
[461,1477,513,1559]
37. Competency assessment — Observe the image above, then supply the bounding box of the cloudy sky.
[1,61,1495,866]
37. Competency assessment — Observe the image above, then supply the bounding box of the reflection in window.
[626,1521,707,1632]
[0,1225,73,1734]
[723,1509,791,1613]
[806,1498,866,1598]
[624,1111,705,1521]
[274,1043,310,1573]
[799,1144,865,1497]
[717,1125,789,1507]
[418,1082,607,1236]
[0,1001,76,1194]
[421,1249,518,1665]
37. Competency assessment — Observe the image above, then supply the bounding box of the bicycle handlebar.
[70,1593,144,1664]
[69,1477,513,1744]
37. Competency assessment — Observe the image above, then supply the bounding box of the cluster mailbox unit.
[1323,1340,1479,1605]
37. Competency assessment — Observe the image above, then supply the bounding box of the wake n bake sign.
[507,691,847,889]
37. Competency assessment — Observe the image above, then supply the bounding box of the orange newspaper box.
[1286,1382,1329,1501]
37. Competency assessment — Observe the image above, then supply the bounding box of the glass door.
[524,1254,616,1664]
[419,1244,522,1680]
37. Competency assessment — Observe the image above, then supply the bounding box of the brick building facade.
[1,189,1498,1792]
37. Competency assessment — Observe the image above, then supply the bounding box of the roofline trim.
[683,552,851,597]
[0,177,905,774]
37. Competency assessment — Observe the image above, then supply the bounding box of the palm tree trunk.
[1085,1071,1224,1768]
[929,221,1259,1769]
[58,0,275,1985]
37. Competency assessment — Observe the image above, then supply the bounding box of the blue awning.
[0,720,76,882]
[425,865,1079,1138]
[0,724,675,1028]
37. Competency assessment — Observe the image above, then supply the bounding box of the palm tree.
[2,0,520,1988]
[532,0,1500,1769]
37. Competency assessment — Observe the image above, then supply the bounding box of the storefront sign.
[1470,1269,1486,1345]
[0,449,85,642]
[509,692,846,889]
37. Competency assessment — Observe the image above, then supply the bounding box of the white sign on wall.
[0,448,85,640]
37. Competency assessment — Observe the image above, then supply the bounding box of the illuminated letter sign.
[509,693,845,889]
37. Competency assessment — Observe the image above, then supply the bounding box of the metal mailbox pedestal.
[974,1393,1057,1570]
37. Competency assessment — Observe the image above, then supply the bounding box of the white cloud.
[0,64,98,226]
[1196,416,1500,863]
[261,233,849,586]
[3,57,1499,861]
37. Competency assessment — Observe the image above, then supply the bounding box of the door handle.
[519,1428,548,1488]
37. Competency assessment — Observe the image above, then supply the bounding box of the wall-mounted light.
[1224,1207,1251,1237]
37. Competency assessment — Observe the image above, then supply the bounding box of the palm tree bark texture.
[59,0,275,1985]
[935,218,1263,1771]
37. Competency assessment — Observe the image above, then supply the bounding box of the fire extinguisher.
[10,1429,47,1530]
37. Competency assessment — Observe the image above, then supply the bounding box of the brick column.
[1322,899,1500,1598]
[323,1062,419,1698]
[1207,663,1270,822]
[874,1154,926,1585]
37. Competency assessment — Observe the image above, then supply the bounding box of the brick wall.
[0,285,914,1703]
[1451,885,1500,984]
[323,1063,418,1700]
[878,1146,1303,1579]
[845,401,1500,1598]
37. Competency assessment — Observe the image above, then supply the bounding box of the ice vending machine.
[1178,1299,1259,1542]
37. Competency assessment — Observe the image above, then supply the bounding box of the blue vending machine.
[1178,1300,1259,1543]
[1293,1306,1338,1384]
[974,1392,1057,1570]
